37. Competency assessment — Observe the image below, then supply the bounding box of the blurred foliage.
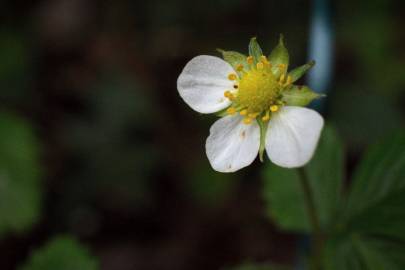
[329,88,402,149]
[263,125,343,232]
[58,71,159,219]
[223,262,291,270]
[186,162,236,207]
[263,127,405,269]
[336,0,405,98]
[330,0,405,148]
[0,30,32,105]
[0,112,41,237]
[19,235,98,270]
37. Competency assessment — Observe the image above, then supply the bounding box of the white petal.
[206,115,260,173]
[177,55,236,113]
[265,106,324,168]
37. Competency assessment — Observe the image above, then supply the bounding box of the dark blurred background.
[0,0,404,269]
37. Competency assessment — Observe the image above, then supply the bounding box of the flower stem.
[298,167,323,270]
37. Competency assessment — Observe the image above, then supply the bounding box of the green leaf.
[268,35,289,77]
[248,37,263,64]
[323,235,405,270]
[262,125,344,233]
[19,235,98,270]
[217,49,248,73]
[281,85,324,107]
[304,126,344,230]
[263,166,308,231]
[322,130,405,270]
[0,112,42,237]
[323,236,363,270]
[351,236,404,270]
[345,130,405,239]
[288,60,315,83]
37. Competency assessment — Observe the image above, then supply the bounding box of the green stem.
[298,167,323,270]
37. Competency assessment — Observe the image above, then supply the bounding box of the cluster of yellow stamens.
[223,55,292,124]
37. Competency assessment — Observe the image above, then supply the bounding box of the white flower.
[177,39,324,173]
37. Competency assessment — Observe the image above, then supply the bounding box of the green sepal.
[248,37,263,64]
[281,85,325,106]
[257,118,269,162]
[217,49,248,75]
[288,60,315,83]
[268,34,289,77]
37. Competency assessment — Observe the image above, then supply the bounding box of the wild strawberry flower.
[177,37,324,172]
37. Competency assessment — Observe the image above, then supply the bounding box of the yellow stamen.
[279,74,286,84]
[262,111,270,122]
[224,90,234,100]
[236,64,244,71]
[260,55,268,63]
[226,107,236,115]
[256,62,264,70]
[248,112,259,118]
[262,116,269,121]
[247,56,254,65]
[285,75,292,86]
[243,117,253,124]
[228,73,237,81]
[270,105,279,112]
[240,109,248,116]
[278,63,286,70]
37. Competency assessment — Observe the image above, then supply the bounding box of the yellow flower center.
[237,68,279,114]
[223,55,292,124]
